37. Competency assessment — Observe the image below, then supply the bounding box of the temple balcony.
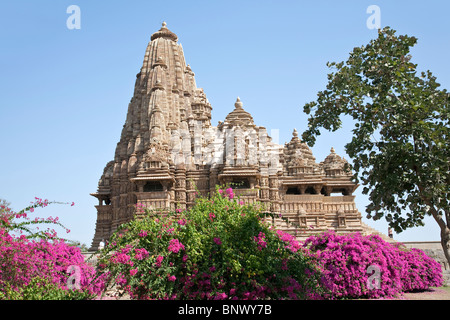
[233,188,259,197]
[135,191,167,200]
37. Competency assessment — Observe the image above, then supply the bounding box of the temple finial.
[151,21,178,42]
[235,97,243,109]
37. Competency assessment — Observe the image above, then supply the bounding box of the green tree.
[301,27,449,265]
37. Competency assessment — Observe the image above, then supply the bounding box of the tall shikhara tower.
[90,23,373,250]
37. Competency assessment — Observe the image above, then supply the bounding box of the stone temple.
[89,23,382,251]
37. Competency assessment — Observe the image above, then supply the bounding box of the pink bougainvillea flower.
[130,268,138,276]
[225,188,234,199]
[168,238,185,253]
[155,255,164,267]
[168,275,176,282]
[138,230,148,238]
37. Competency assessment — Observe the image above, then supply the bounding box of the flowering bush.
[1,197,73,240]
[98,186,324,300]
[399,246,443,292]
[0,198,105,299]
[303,231,443,299]
[0,274,96,300]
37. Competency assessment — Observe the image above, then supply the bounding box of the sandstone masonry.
[89,23,376,251]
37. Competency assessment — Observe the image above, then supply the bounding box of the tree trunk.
[441,227,450,267]
[427,205,450,267]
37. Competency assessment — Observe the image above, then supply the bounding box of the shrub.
[0,276,95,300]
[98,186,325,300]
[303,231,443,299]
[0,198,105,299]
[399,246,443,292]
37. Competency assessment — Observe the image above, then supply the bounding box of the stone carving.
[321,147,351,176]
[142,143,171,168]
[89,22,375,251]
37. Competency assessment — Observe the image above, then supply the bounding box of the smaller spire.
[152,79,165,91]
[224,97,254,127]
[153,56,167,69]
[293,128,298,137]
[330,147,335,153]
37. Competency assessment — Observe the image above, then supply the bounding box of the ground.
[103,287,450,300]
[392,286,450,300]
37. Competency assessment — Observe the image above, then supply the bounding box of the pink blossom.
[168,275,176,282]
[130,268,138,276]
[254,232,267,250]
[168,238,185,253]
[134,248,149,260]
[214,292,228,300]
[155,255,164,267]
[225,188,234,199]
[138,230,148,237]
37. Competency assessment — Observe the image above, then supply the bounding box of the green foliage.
[97,187,325,299]
[301,27,449,262]
[0,276,95,300]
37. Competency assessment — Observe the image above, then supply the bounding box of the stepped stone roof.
[222,97,255,128]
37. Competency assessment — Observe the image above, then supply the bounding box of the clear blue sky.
[1,1,448,247]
